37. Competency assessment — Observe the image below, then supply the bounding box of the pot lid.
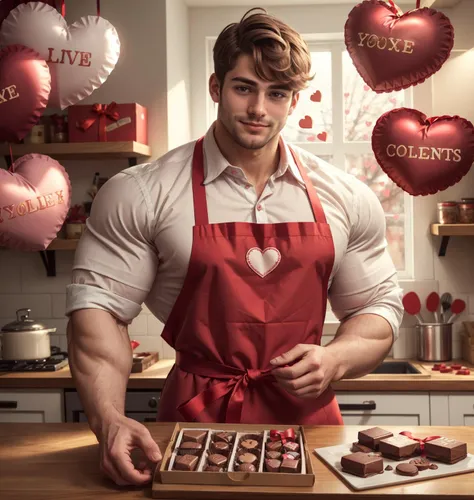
[1,308,50,332]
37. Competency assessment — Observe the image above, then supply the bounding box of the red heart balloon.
[0,154,71,251]
[372,108,474,196]
[345,0,454,93]
[0,44,51,142]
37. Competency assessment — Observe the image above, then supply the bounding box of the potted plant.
[65,204,87,240]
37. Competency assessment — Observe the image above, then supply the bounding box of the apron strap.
[191,136,327,225]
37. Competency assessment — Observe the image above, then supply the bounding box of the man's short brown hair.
[213,8,312,92]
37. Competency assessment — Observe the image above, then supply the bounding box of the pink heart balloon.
[0,44,51,142]
[0,154,71,251]
[372,108,474,196]
[0,2,120,109]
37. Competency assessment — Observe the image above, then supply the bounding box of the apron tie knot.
[245,368,265,382]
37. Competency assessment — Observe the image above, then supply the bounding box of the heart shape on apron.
[0,2,120,109]
[0,153,71,251]
[246,247,281,278]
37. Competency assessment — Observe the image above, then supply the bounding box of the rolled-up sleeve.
[328,179,404,339]
[65,170,159,324]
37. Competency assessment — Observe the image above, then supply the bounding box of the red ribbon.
[269,428,296,444]
[78,102,120,142]
[416,0,421,8]
[399,431,442,453]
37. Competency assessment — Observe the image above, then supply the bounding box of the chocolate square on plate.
[358,427,393,450]
[341,452,383,478]
[424,437,467,464]
[379,435,419,460]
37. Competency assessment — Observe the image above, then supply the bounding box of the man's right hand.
[98,414,162,486]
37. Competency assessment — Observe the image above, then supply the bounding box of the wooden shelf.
[1,141,151,161]
[47,239,80,250]
[430,224,474,256]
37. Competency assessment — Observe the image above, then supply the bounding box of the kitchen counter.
[0,423,473,499]
[1,358,473,391]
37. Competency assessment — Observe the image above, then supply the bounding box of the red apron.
[158,137,343,425]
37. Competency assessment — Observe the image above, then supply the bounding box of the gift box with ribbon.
[67,102,148,144]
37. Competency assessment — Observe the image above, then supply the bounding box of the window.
[206,37,413,278]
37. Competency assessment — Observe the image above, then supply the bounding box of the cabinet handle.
[0,401,18,409]
[339,401,376,411]
[148,397,158,409]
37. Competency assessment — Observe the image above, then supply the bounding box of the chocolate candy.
[241,439,259,451]
[341,452,384,478]
[174,454,199,471]
[178,441,202,456]
[379,435,419,460]
[424,437,468,464]
[238,452,258,465]
[281,458,299,473]
[211,441,230,456]
[208,454,227,467]
[283,441,299,453]
[351,442,373,453]
[214,432,234,443]
[182,430,207,443]
[204,465,223,472]
[396,463,419,476]
[266,450,282,460]
[265,458,281,472]
[409,457,431,471]
[285,451,300,460]
[266,441,282,452]
[358,427,394,450]
[429,463,439,470]
[385,465,393,471]
[238,463,256,472]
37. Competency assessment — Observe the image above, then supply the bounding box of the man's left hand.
[269,344,339,399]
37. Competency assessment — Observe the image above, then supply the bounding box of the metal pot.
[1,308,56,360]
[416,323,452,362]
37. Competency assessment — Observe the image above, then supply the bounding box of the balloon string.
[60,0,65,17]
[416,0,421,8]
[8,144,13,168]
[97,0,101,16]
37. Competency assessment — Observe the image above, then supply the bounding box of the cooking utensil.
[447,299,466,323]
[426,292,440,323]
[416,323,452,362]
[0,308,55,360]
[402,292,425,324]
[440,292,452,323]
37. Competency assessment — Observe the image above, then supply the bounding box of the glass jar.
[437,201,458,224]
[458,202,474,224]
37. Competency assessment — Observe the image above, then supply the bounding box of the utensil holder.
[416,323,452,362]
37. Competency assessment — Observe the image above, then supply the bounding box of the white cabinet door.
[335,392,430,425]
[449,394,474,426]
[429,394,450,425]
[0,389,64,423]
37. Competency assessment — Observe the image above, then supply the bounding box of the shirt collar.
[202,123,305,187]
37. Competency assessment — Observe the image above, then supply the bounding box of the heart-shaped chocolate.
[0,44,51,142]
[372,108,474,196]
[345,0,454,93]
[0,154,71,251]
[0,2,120,109]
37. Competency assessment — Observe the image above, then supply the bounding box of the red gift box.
[68,102,148,145]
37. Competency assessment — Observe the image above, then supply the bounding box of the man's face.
[209,54,299,150]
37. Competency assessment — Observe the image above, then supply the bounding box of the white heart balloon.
[0,2,120,109]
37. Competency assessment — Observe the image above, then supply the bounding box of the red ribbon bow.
[399,431,442,453]
[78,102,120,142]
[269,428,296,444]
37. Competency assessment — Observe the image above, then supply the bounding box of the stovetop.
[0,346,68,372]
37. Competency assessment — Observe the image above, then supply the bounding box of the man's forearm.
[325,313,394,381]
[67,309,133,436]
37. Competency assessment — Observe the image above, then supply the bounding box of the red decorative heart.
[345,0,454,93]
[317,131,327,142]
[310,90,322,102]
[344,92,350,98]
[307,135,316,142]
[299,115,312,129]
[372,108,474,196]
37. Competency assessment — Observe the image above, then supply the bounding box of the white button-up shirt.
[66,125,404,337]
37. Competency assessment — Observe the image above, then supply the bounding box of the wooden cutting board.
[131,352,159,372]
[314,442,474,491]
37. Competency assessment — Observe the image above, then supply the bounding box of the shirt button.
[245,184,251,189]
[257,204,263,211]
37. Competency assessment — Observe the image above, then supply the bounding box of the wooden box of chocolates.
[156,422,315,487]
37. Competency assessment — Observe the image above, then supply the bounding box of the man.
[66,8,403,487]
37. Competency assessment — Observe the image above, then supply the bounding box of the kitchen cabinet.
[0,389,63,423]
[335,392,430,425]
[449,394,474,426]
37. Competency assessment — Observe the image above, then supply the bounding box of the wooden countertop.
[1,358,473,391]
[1,423,473,499]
